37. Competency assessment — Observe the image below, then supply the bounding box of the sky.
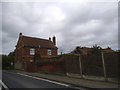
[1,0,119,55]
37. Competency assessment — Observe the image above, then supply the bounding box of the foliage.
[71,46,81,54]
[2,50,15,70]
[91,44,102,54]
[2,55,10,69]
[75,46,81,53]
[107,46,111,49]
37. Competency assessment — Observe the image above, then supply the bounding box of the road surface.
[2,71,82,89]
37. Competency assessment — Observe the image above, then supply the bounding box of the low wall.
[37,58,66,75]
[15,61,23,70]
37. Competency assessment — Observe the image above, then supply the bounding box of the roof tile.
[21,36,57,49]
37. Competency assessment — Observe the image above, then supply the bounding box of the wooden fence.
[33,52,119,79]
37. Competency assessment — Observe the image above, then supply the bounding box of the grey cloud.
[2,2,118,54]
[61,2,117,27]
[0,2,2,54]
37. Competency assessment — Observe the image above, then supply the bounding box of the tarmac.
[9,70,119,89]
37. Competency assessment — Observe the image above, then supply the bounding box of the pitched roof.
[102,48,114,53]
[71,46,115,54]
[20,35,57,49]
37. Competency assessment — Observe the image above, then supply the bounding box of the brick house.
[15,33,58,71]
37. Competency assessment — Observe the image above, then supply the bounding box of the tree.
[8,50,15,69]
[2,50,15,70]
[107,46,111,49]
[91,44,102,54]
[71,46,81,54]
[2,55,10,69]
[76,46,81,53]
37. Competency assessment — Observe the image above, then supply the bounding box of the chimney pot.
[52,36,56,45]
[49,37,51,41]
[19,32,22,36]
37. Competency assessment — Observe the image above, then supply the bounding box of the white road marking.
[0,80,9,90]
[17,73,70,87]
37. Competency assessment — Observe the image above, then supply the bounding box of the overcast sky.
[1,0,119,55]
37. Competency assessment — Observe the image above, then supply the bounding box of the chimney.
[19,32,22,37]
[52,36,56,45]
[49,37,51,41]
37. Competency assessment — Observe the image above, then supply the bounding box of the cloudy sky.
[1,0,119,55]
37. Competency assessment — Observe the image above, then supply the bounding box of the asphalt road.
[2,71,72,89]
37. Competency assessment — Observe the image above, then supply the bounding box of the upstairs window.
[48,49,52,55]
[30,48,35,55]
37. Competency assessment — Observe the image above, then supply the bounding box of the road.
[2,71,80,89]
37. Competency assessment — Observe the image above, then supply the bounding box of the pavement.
[9,70,119,89]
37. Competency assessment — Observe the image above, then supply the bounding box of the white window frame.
[48,49,52,55]
[30,48,35,55]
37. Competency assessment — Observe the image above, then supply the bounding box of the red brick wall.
[37,60,66,74]
[15,37,58,71]
[15,47,57,69]
[15,37,23,62]
[40,49,57,58]
[23,48,57,59]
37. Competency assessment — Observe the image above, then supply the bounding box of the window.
[48,49,52,55]
[30,48,35,55]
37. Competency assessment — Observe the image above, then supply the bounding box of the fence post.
[101,52,107,81]
[79,55,83,78]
